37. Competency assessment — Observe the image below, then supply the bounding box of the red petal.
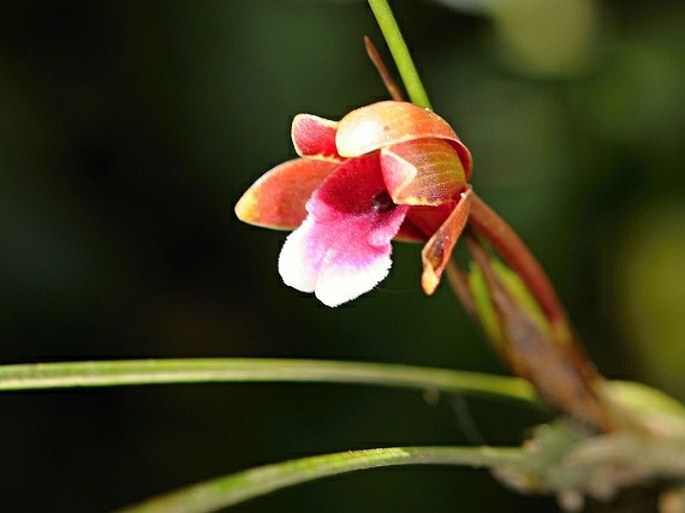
[235,159,338,229]
[310,153,390,218]
[421,186,472,294]
[291,114,343,161]
[381,138,466,206]
[336,101,472,178]
[395,218,428,242]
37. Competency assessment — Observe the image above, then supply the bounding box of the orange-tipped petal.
[291,114,343,162]
[381,138,466,206]
[336,101,472,178]
[235,158,338,230]
[421,186,472,295]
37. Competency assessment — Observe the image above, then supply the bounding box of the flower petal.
[278,154,409,307]
[235,158,338,229]
[381,138,466,206]
[291,114,343,162]
[421,186,472,295]
[336,101,472,178]
[395,218,427,242]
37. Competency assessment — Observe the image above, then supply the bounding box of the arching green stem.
[368,0,432,108]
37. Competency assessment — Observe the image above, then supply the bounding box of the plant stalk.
[368,0,432,108]
[468,193,567,326]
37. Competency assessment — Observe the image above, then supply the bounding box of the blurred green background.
[0,1,684,512]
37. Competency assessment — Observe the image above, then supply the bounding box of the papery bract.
[236,101,473,306]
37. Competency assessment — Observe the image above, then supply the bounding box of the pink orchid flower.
[235,101,472,307]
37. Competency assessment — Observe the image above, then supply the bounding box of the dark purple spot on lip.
[371,190,395,212]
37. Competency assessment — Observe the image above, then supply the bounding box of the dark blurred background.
[0,1,683,512]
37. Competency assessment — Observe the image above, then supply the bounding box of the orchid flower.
[235,101,472,307]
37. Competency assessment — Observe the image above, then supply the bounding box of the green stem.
[0,358,536,404]
[368,0,432,108]
[114,445,526,513]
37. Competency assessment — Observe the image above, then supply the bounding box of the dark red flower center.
[371,190,395,212]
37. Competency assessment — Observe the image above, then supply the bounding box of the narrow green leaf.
[114,445,526,513]
[0,358,537,404]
